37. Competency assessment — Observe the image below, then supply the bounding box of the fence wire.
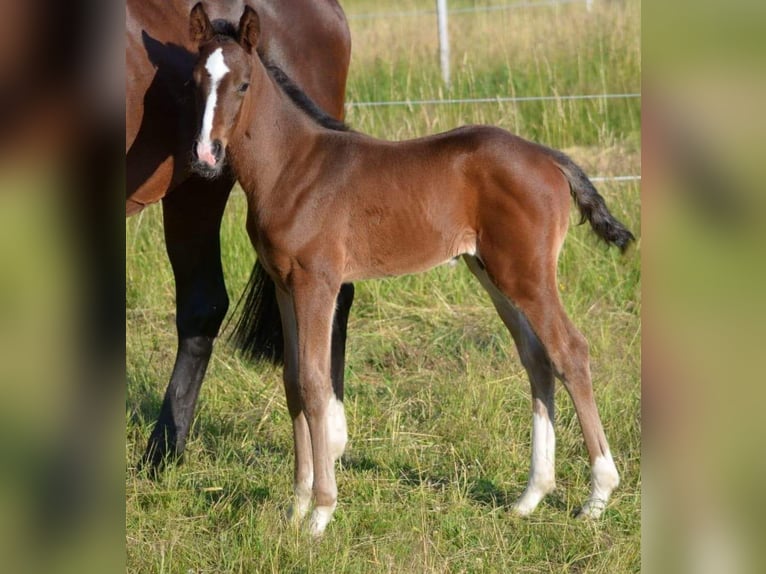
[348,0,589,20]
[346,92,640,108]
[346,1,639,184]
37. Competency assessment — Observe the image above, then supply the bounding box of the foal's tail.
[229,260,285,365]
[549,149,635,253]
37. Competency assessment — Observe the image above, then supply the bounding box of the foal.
[189,5,634,536]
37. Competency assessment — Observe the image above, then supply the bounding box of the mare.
[126,0,355,470]
[188,4,635,536]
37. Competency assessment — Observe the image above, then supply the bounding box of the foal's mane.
[208,20,349,133]
[263,62,349,132]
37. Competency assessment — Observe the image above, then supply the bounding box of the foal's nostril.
[211,140,223,161]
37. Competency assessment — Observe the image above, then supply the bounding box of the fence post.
[436,0,450,87]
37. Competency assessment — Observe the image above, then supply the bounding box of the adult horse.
[126,0,355,470]
[188,5,634,535]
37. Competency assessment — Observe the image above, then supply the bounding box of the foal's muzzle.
[191,139,224,178]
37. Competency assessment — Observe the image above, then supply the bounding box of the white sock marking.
[530,410,556,489]
[579,451,620,518]
[288,474,313,523]
[326,395,348,462]
[513,410,556,515]
[199,48,229,147]
[309,503,336,537]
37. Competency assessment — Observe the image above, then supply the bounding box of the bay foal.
[128,0,353,472]
[189,5,634,535]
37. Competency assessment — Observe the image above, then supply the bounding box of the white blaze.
[200,48,230,147]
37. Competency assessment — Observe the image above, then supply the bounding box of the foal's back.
[313,125,571,280]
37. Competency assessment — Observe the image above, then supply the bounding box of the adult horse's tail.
[549,150,635,252]
[230,262,355,379]
[230,260,285,364]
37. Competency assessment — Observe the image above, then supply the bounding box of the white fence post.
[436,0,450,87]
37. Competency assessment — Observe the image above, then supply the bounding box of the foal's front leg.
[274,288,313,523]
[283,275,347,536]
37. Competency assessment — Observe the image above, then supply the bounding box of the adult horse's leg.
[330,284,354,402]
[141,175,232,470]
[464,256,557,514]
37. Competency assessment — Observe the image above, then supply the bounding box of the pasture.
[126,0,640,571]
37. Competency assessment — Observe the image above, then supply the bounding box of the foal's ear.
[190,2,214,44]
[238,6,260,53]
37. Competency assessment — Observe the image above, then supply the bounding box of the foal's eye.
[238,82,250,93]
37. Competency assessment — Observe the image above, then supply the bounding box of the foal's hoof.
[287,501,311,525]
[308,505,336,537]
[510,500,537,517]
[510,483,554,517]
[573,498,607,519]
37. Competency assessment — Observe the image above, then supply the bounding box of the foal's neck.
[228,60,323,207]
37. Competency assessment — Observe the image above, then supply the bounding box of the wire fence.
[348,0,590,20]
[345,93,641,183]
[590,175,641,183]
[346,1,639,184]
[346,92,641,108]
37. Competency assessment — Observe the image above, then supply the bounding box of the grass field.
[126,1,641,571]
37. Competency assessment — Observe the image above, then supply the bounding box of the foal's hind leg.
[465,256,556,515]
[465,252,619,518]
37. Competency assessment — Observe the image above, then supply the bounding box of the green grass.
[127,1,640,571]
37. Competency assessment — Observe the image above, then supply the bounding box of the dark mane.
[264,63,349,132]
[208,22,348,132]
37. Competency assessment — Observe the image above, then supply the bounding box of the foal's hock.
[189,3,634,536]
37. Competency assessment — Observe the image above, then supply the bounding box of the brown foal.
[128,0,353,473]
[189,5,635,535]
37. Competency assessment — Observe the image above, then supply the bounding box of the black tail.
[229,260,285,365]
[550,150,635,253]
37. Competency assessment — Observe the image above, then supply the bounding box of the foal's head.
[188,3,259,178]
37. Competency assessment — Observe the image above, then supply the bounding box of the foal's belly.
[343,226,477,282]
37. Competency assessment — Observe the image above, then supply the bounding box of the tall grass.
[127,1,640,571]
[345,0,640,149]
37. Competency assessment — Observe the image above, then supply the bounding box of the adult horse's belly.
[126,157,177,216]
[126,0,199,215]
